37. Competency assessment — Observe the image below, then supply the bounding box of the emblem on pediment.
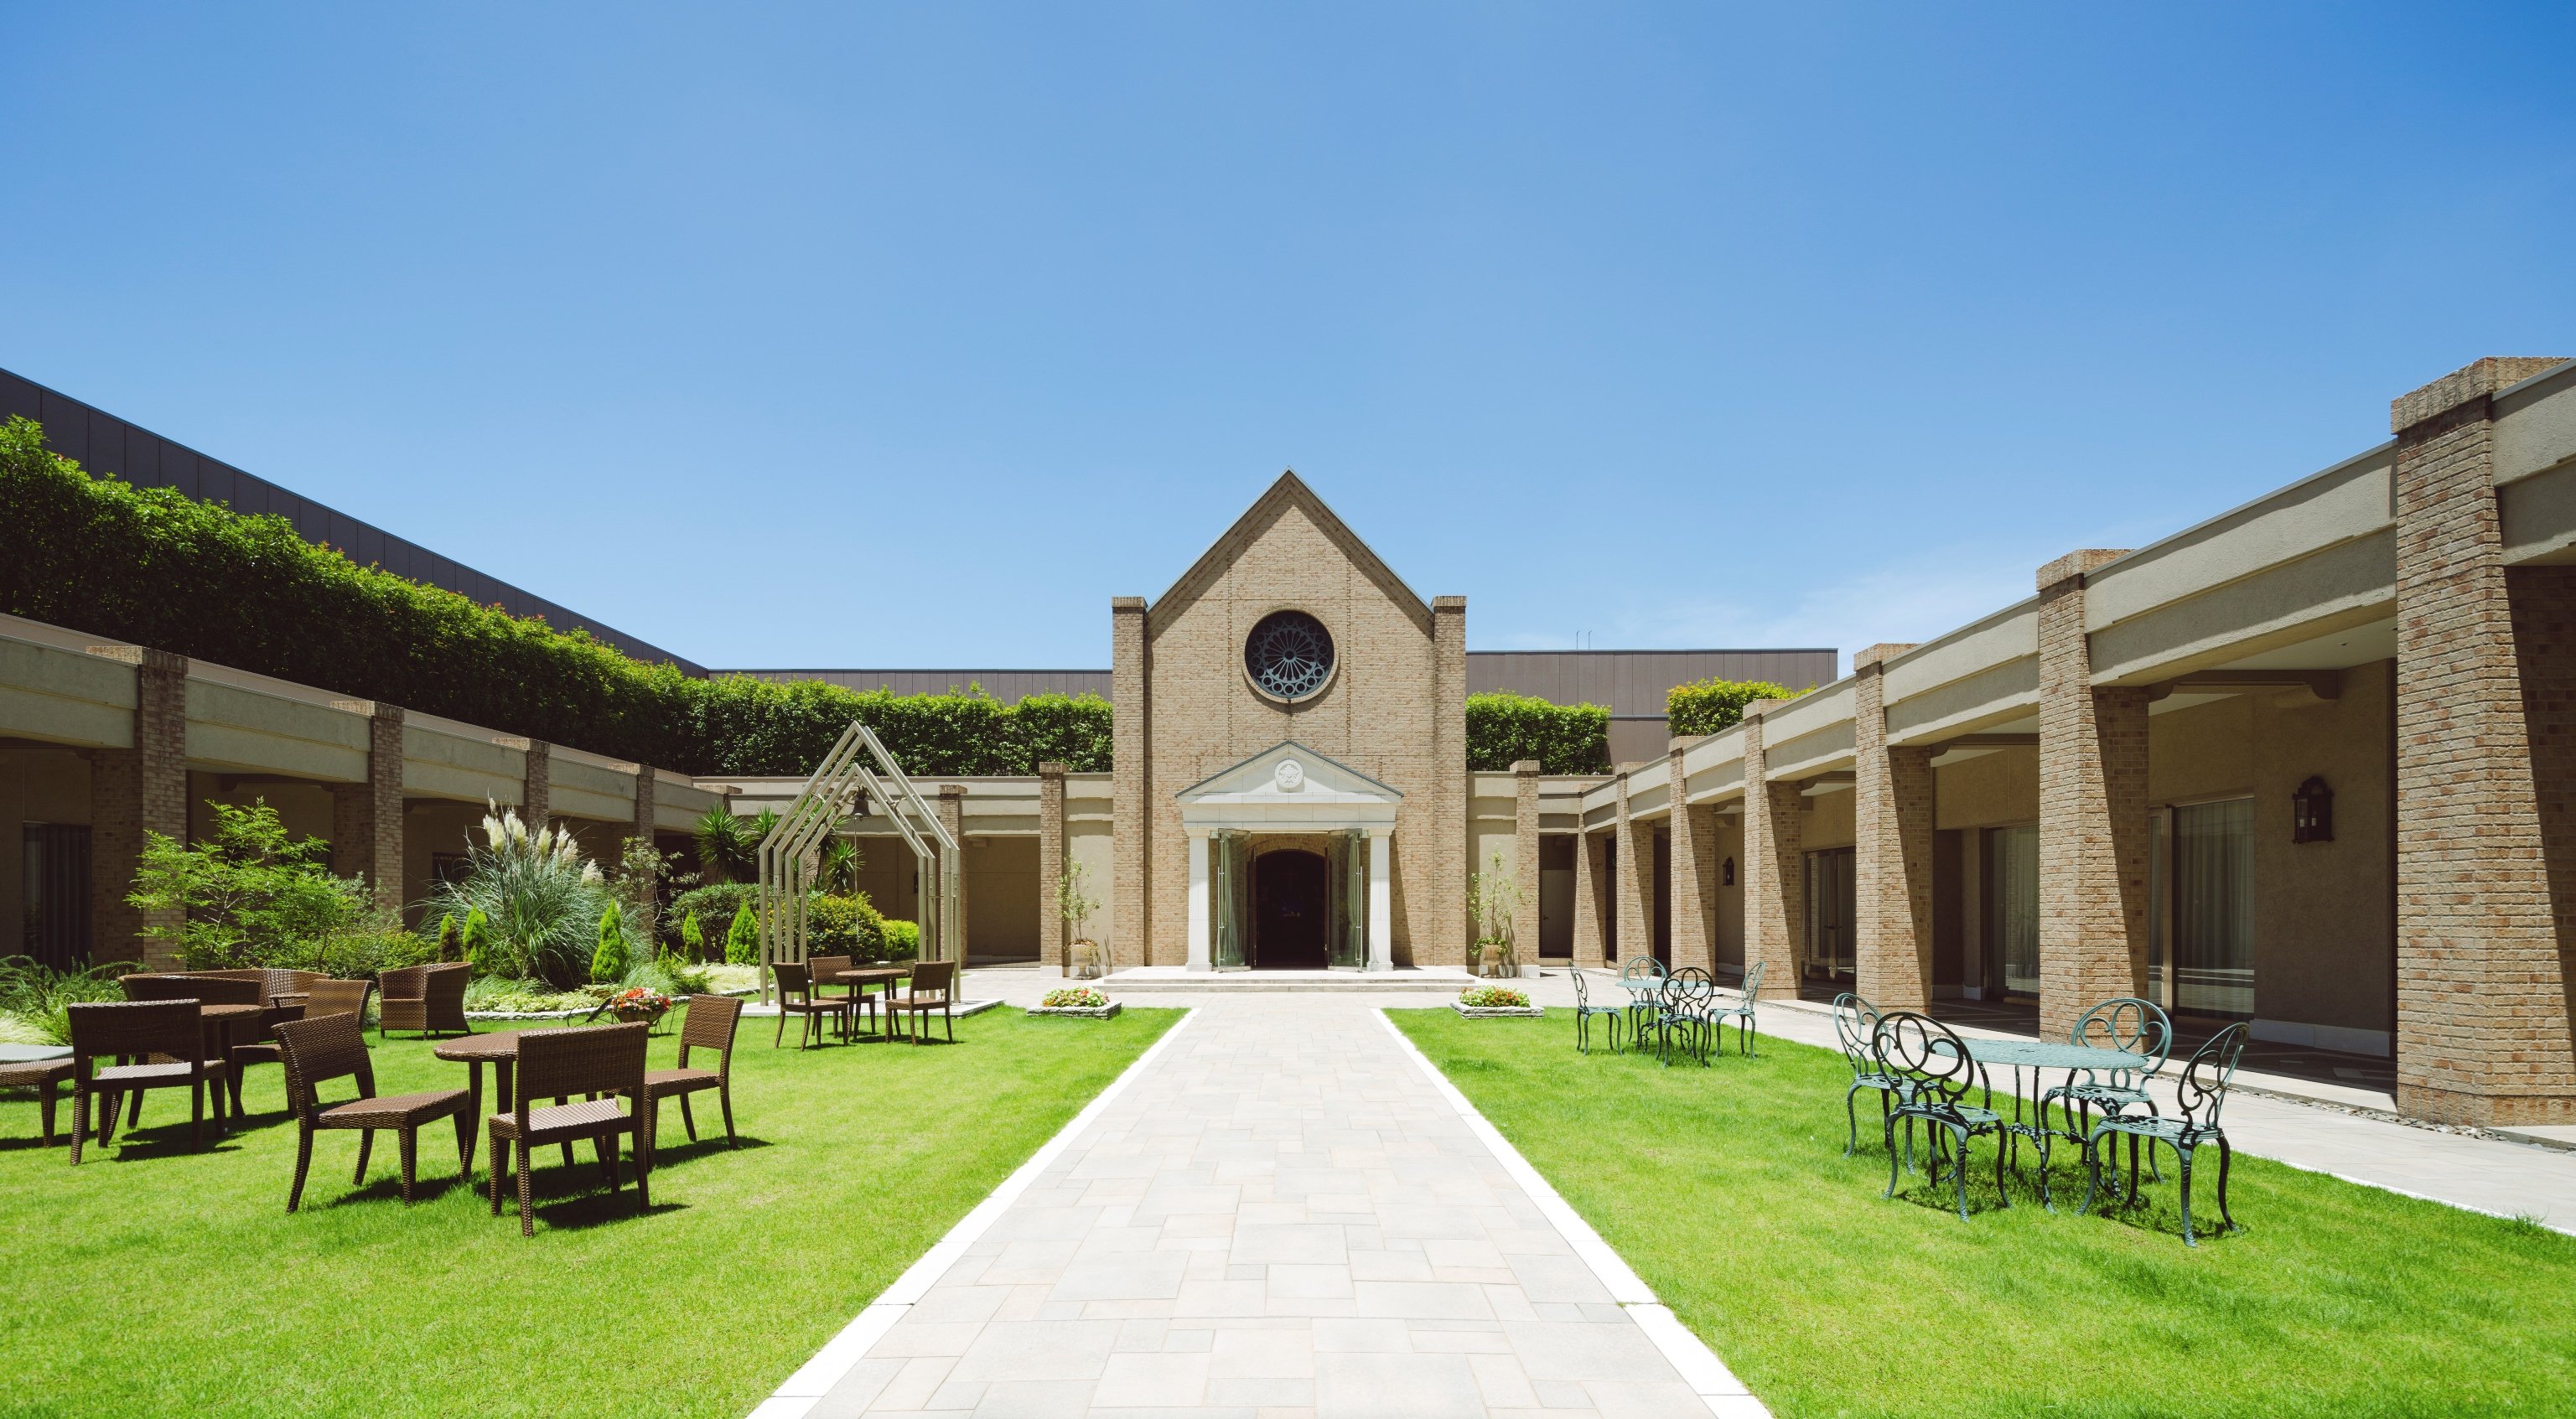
[1273,759,1306,792]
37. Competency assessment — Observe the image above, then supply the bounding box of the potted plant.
[1058,862,1105,980]
[606,985,673,1028]
[1467,851,1527,979]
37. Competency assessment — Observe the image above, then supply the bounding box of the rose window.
[1244,611,1335,701]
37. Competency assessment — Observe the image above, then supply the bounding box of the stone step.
[1091,967,1482,994]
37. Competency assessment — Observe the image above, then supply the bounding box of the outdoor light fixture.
[2292,775,2333,843]
[1722,857,1736,886]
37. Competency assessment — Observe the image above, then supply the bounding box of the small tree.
[435,913,462,963]
[591,902,629,983]
[724,901,760,966]
[692,805,756,883]
[1057,861,1099,944]
[461,907,492,974]
[1466,850,1528,979]
[818,837,863,895]
[125,800,369,970]
[679,911,705,962]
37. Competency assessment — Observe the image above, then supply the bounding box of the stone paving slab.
[801,996,1754,1418]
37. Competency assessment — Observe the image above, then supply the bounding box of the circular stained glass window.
[1244,610,1335,702]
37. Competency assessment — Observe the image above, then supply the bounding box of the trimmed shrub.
[807,892,889,960]
[1465,692,1609,774]
[880,919,921,961]
[1666,677,1803,738]
[723,902,759,966]
[460,908,492,975]
[592,903,629,983]
[671,883,758,947]
[0,417,1112,775]
[678,911,706,961]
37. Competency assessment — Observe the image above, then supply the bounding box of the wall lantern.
[2292,776,2334,844]
[1722,857,1737,887]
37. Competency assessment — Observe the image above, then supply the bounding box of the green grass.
[0,1004,1179,1419]
[1391,1009,2576,1419]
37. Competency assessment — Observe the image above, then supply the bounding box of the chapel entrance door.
[1253,848,1329,970]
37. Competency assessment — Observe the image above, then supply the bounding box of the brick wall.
[2035,552,2148,1040]
[522,740,552,826]
[1666,743,1717,974]
[1111,598,1150,968]
[329,704,407,914]
[1573,826,1606,967]
[2392,356,2576,1124]
[1614,774,1654,966]
[1741,702,1803,997]
[1853,645,1935,1011]
[91,649,189,966]
[1512,759,1540,961]
[1038,761,1068,969]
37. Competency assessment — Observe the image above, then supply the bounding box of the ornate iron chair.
[2041,996,2173,1183]
[1652,968,1718,1067]
[1707,961,1765,1057]
[1831,992,1900,1157]
[2079,1022,2250,1246]
[1874,1011,2008,1220]
[1615,957,1667,1051]
[1568,968,1626,1055]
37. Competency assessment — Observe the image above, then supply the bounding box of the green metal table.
[1955,1037,2148,1207]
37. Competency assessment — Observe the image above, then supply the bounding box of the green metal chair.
[1874,1010,2008,1221]
[1615,957,1667,1052]
[2079,1023,2250,1246]
[1831,992,1899,1157]
[2041,996,2173,1184]
[1652,968,1717,1067]
[1568,967,1627,1054]
[1706,961,1765,1057]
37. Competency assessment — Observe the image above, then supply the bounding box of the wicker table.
[433,1029,521,1174]
[831,967,911,1040]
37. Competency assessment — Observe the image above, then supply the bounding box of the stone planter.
[1450,1002,1545,1019]
[1069,940,1107,980]
[1027,1002,1122,1019]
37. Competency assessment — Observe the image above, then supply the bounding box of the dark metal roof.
[2,367,705,673]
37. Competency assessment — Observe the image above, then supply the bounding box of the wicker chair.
[118,974,260,1125]
[0,1058,75,1146]
[302,980,375,1022]
[274,1011,472,1210]
[66,1000,230,1162]
[884,961,958,1045]
[645,996,743,1148]
[487,1023,653,1237]
[182,973,307,1116]
[807,955,857,1040]
[770,961,846,1049]
[378,962,471,1039]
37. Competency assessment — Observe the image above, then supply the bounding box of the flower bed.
[1028,986,1120,1019]
[1452,984,1543,1018]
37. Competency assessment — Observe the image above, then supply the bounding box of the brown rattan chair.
[807,955,856,1039]
[115,975,256,1128]
[379,962,471,1039]
[487,1023,652,1237]
[645,995,743,1148]
[67,1000,230,1161]
[770,961,846,1049]
[274,1011,472,1210]
[884,961,958,1045]
[302,979,375,1022]
[0,1058,75,1146]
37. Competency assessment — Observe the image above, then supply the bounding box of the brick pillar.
[1614,773,1655,965]
[1431,595,1470,966]
[1740,701,1802,998]
[1511,760,1540,961]
[938,783,969,962]
[1667,739,1717,973]
[2036,551,2150,1040]
[522,741,552,827]
[91,649,189,966]
[1572,826,1608,967]
[331,703,407,916]
[629,764,658,945]
[1853,645,1936,1011]
[1038,761,1069,971]
[1110,597,1150,968]
[2392,356,2576,1124]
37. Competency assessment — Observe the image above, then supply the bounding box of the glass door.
[2169,798,2254,1017]
[1983,824,2040,997]
[1324,832,1363,969]
[1803,847,1856,980]
[1211,831,1248,970]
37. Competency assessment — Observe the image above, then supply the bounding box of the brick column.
[1740,701,1802,998]
[1667,739,1717,973]
[91,649,189,966]
[1110,597,1150,968]
[1572,826,1608,967]
[937,783,969,961]
[521,740,552,827]
[1614,773,1655,965]
[1037,761,1069,971]
[1431,595,1470,967]
[2392,356,2576,1125]
[1511,759,1540,961]
[1853,644,1936,1011]
[331,703,407,915]
[2036,551,2149,1040]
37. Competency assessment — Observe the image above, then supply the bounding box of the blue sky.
[7,4,2573,674]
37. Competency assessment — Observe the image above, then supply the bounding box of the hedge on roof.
[0,417,1112,776]
[1464,691,1609,774]
[1666,676,1804,738]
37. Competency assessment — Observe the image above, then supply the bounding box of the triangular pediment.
[1149,471,1433,637]
[1175,740,1405,807]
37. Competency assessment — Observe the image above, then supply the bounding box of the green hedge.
[0,417,1111,776]
[1666,676,1803,738]
[1464,692,1609,774]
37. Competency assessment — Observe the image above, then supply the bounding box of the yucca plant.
[427,804,609,987]
[693,805,757,883]
[818,836,863,895]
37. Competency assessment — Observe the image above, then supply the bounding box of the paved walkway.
[792,995,1749,1419]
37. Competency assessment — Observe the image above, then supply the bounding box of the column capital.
[2392,356,2567,434]
[1853,643,1918,672]
[1510,759,1541,776]
[1036,760,1069,778]
[2035,550,2130,595]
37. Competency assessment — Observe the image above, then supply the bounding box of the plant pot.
[1070,939,1105,980]
[1475,942,1514,978]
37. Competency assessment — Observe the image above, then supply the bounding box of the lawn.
[1391,1008,2576,1419]
[0,1003,1179,1419]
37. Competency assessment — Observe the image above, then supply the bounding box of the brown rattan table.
[831,967,910,1039]
[433,1029,521,1174]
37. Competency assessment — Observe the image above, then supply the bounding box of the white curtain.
[1988,825,2040,997]
[2173,799,2254,1017]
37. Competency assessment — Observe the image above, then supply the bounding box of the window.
[1805,847,1855,980]
[20,823,91,971]
[1243,611,1335,702]
[2153,798,2254,1018]
[1983,824,2040,997]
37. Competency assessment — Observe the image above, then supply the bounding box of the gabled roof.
[1149,471,1434,637]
